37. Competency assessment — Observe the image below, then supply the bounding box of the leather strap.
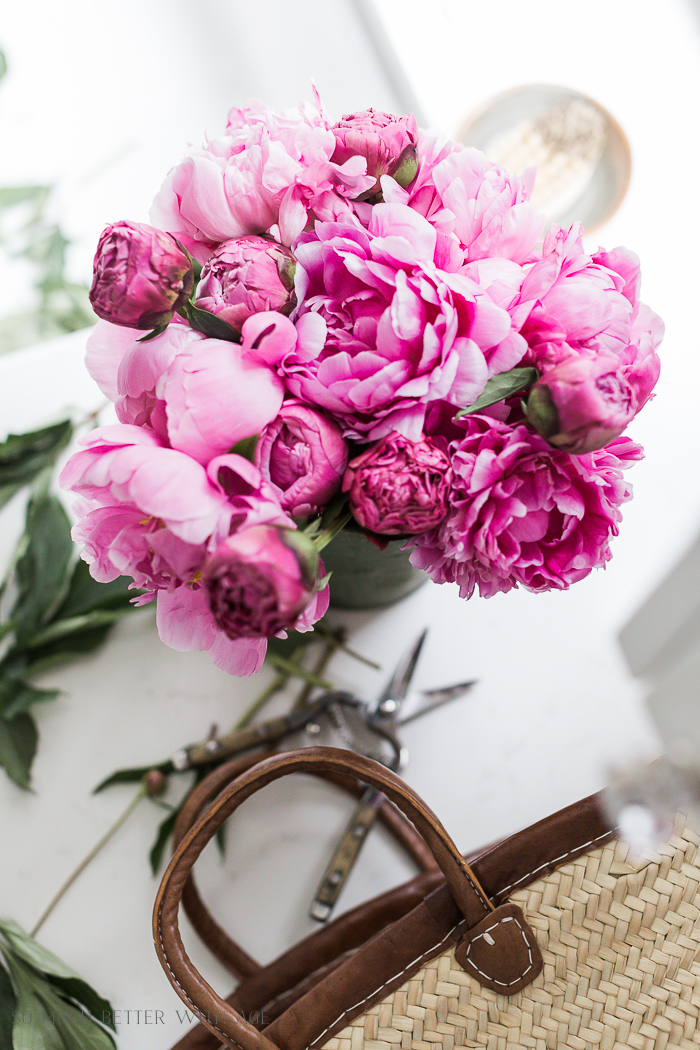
[172,749,438,980]
[153,747,496,1050]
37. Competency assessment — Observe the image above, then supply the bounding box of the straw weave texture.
[321,813,700,1050]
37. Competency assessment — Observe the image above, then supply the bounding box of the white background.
[1,2,700,1048]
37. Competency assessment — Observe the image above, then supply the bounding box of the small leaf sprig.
[0,918,117,1050]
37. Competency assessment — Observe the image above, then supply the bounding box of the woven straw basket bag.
[154,747,700,1050]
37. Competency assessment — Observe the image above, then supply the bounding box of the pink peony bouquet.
[61,94,663,676]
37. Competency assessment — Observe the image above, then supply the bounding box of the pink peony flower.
[89,322,285,465]
[282,203,525,440]
[89,221,193,329]
[332,109,418,194]
[255,401,348,518]
[526,351,637,454]
[516,225,663,405]
[382,134,544,266]
[194,235,296,334]
[343,432,452,535]
[202,524,326,639]
[150,96,375,253]
[409,415,642,597]
[60,425,296,675]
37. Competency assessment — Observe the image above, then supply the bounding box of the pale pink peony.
[282,203,526,440]
[194,235,296,333]
[343,432,452,535]
[89,221,194,330]
[526,351,637,454]
[515,225,663,405]
[332,109,418,194]
[203,524,326,639]
[409,415,643,597]
[150,96,375,253]
[60,425,297,675]
[255,401,348,518]
[382,133,544,266]
[90,322,285,465]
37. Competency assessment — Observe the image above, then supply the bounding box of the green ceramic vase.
[322,526,428,609]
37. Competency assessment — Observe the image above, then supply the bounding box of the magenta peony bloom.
[85,321,285,466]
[383,134,544,266]
[89,221,193,330]
[516,225,663,406]
[255,402,348,518]
[332,108,418,194]
[195,235,296,333]
[343,433,452,534]
[150,96,375,253]
[202,524,324,638]
[60,425,298,675]
[410,415,643,598]
[526,352,637,454]
[283,202,525,440]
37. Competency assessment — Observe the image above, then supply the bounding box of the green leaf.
[0,712,37,789]
[136,323,169,343]
[149,808,180,875]
[454,367,539,419]
[55,561,140,619]
[0,951,64,1050]
[0,679,60,720]
[18,625,116,678]
[0,922,116,1037]
[21,609,134,650]
[184,302,240,342]
[12,495,74,644]
[0,958,17,1048]
[0,420,72,494]
[230,435,258,462]
[34,979,115,1049]
[93,761,173,794]
[0,50,7,82]
[0,481,23,510]
[0,186,49,210]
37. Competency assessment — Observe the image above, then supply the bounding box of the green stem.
[314,622,381,670]
[314,510,353,552]
[30,785,147,938]
[293,630,345,710]
[231,669,290,731]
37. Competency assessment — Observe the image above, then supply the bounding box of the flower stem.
[314,510,353,552]
[30,785,147,938]
[293,629,345,709]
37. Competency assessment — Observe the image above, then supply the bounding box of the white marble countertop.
[3,2,700,1047]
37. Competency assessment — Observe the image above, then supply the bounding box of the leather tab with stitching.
[454,902,543,995]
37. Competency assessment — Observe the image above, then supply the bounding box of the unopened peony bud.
[526,353,637,455]
[255,402,348,519]
[332,109,419,194]
[343,433,452,535]
[145,770,167,796]
[195,235,296,334]
[203,524,321,639]
[90,221,194,330]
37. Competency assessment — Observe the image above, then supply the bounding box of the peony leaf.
[54,560,140,619]
[149,808,180,875]
[0,712,37,790]
[0,420,73,506]
[1,951,64,1050]
[184,302,240,342]
[0,958,16,1048]
[12,494,74,645]
[454,367,539,419]
[0,679,60,720]
[93,761,173,795]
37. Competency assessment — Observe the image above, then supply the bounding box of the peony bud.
[194,235,296,334]
[90,221,194,330]
[526,352,638,455]
[255,402,348,519]
[203,524,321,639]
[343,433,452,535]
[331,109,419,194]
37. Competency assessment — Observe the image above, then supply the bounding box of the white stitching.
[461,915,533,987]
[497,830,613,896]
[303,920,467,1050]
[156,901,246,1050]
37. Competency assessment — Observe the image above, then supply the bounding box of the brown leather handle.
[154,747,494,1050]
[172,749,438,981]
